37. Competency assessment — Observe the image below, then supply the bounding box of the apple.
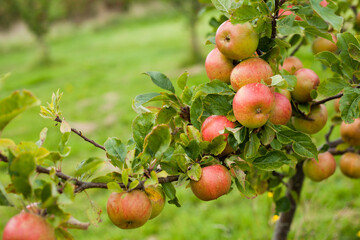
[279,5,302,21]
[3,212,56,240]
[279,56,303,75]
[107,190,152,229]
[320,0,328,7]
[145,185,166,220]
[205,48,234,84]
[303,152,336,182]
[292,104,328,134]
[190,164,232,201]
[230,58,273,91]
[215,20,259,60]
[269,92,292,125]
[312,34,337,54]
[233,83,275,128]
[334,98,340,112]
[340,152,360,179]
[292,68,320,103]
[201,115,236,155]
[340,118,360,146]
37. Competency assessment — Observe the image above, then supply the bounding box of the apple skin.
[279,56,303,75]
[230,58,273,91]
[107,190,152,229]
[272,87,291,101]
[233,83,275,128]
[340,152,360,179]
[205,48,234,84]
[190,164,232,201]
[201,115,236,155]
[320,0,328,7]
[3,213,56,240]
[215,20,259,60]
[145,186,166,220]
[269,93,292,125]
[292,68,320,103]
[312,34,337,54]
[303,152,336,182]
[292,104,328,134]
[334,98,340,112]
[340,118,360,146]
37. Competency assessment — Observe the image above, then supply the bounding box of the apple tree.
[1,0,360,239]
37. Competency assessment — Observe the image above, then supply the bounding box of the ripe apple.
[107,190,152,229]
[340,152,360,179]
[190,164,232,201]
[233,83,275,128]
[215,20,259,60]
[340,118,360,146]
[205,48,234,84]
[292,68,320,103]
[230,58,273,91]
[303,152,336,182]
[269,93,292,125]
[279,56,303,75]
[292,104,328,134]
[312,34,337,54]
[3,212,56,240]
[201,115,235,155]
[145,185,166,220]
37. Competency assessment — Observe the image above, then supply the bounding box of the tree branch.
[312,93,343,106]
[290,40,303,56]
[54,116,106,151]
[325,125,335,143]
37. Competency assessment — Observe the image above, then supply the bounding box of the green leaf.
[183,140,201,160]
[235,178,257,199]
[277,14,301,36]
[232,5,260,23]
[156,106,177,124]
[340,87,360,123]
[107,182,123,193]
[75,157,104,177]
[317,77,350,97]
[187,163,202,181]
[210,0,233,17]
[122,169,129,188]
[144,72,175,93]
[310,0,343,31]
[245,133,260,159]
[337,32,360,72]
[315,52,343,76]
[58,182,75,205]
[0,182,12,206]
[177,71,188,90]
[129,180,140,190]
[275,196,291,213]
[261,124,275,145]
[141,124,171,162]
[0,90,40,134]
[192,80,234,100]
[133,93,161,113]
[252,151,290,171]
[162,182,176,200]
[207,135,227,155]
[132,112,156,151]
[36,127,48,147]
[348,43,360,62]
[282,75,297,89]
[104,138,127,169]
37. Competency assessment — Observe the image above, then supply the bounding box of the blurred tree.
[0,0,20,30]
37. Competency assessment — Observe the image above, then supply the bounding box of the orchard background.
[1,0,360,239]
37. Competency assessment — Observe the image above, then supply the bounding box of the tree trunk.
[272,162,305,240]
[37,35,50,64]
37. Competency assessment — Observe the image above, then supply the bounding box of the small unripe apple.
[292,68,320,103]
[340,152,360,179]
[303,152,336,182]
[201,115,236,155]
[312,34,337,54]
[292,104,328,134]
[233,83,275,128]
[279,56,303,75]
[205,48,234,84]
[340,118,360,146]
[107,190,152,229]
[190,164,232,201]
[3,213,56,240]
[145,186,166,220]
[269,93,292,125]
[230,58,273,91]
[215,20,259,60]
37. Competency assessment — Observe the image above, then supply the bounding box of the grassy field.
[1,10,360,240]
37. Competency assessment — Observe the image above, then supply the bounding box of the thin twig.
[325,125,335,143]
[290,40,303,56]
[54,116,105,151]
[313,93,343,106]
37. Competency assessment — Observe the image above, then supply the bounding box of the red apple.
[340,152,360,179]
[233,83,275,128]
[230,58,273,91]
[190,164,232,201]
[145,186,166,220]
[303,152,336,182]
[205,48,234,84]
[215,20,259,60]
[107,190,152,229]
[201,115,236,155]
[292,104,328,134]
[340,118,360,146]
[292,68,320,103]
[3,213,56,240]
[279,56,303,75]
[312,34,337,54]
[269,92,292,125]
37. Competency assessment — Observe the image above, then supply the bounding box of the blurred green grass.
[1,11,360,240]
